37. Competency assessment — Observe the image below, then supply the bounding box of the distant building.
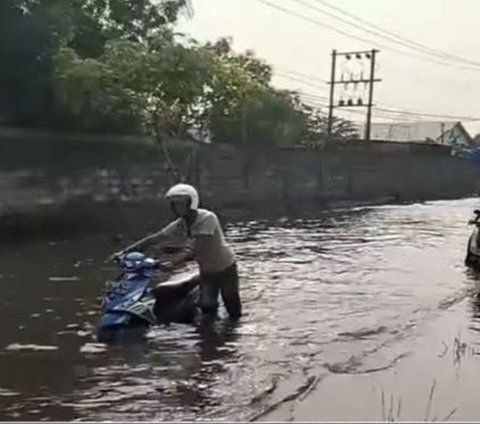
[358,121,475,152]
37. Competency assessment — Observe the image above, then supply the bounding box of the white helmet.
[165,183,199,210]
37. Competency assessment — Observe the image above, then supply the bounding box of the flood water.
[1,198,480,421]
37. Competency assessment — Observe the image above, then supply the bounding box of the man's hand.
[158,249,193,272]
[105,251,124,264]
[158,260,175,273]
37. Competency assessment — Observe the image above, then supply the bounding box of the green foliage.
[0,0,358,147]
[204,37,273,85]
[297,104,360,146]
[0,0,60,126]
[54,45,144,132]
[0,0,196,129]
[54,31,213,134]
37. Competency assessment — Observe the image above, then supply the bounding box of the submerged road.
[0,198,479,420]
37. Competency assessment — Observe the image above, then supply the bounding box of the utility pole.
[327,49,381,142]
[327,49,337,141]
[365,49,378,142]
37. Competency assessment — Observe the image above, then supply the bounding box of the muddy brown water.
[1,198,480,421]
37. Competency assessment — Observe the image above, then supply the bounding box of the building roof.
[362,121,463,143]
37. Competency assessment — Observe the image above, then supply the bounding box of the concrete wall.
[0,129,478,240]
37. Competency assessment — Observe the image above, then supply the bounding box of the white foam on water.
[5,343,59,352]
[80,343,107,354]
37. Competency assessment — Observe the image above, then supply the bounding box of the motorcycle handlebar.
[105,253,171,273]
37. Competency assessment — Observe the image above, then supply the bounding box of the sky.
[178,0,480,136]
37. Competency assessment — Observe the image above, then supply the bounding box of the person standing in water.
[112,183,242,320]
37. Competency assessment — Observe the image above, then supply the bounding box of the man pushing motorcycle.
[110,183,242,320]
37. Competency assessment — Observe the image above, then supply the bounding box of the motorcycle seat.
[153,272,200,300]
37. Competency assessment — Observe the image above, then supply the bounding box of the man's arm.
[109,221,180,261]
[164,245,195,270]
[120,229,168,254]
[163,213,217,269]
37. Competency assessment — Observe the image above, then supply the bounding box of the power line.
[255,0,480,125]
[297,91,480,121]
[299,95,444,125]
[298,87,480,120]
[300,98,406,124]
[280,84,396,122]
[256,0,480,72]
[292,0,480,68]
[298,91,329,100]
[275,68,329,85]
[280,74,480,123]
[311,0,480,69]
[273,65,480,121]
[377,107,480,122]
[275,71,324,87]
[274,71,330,92]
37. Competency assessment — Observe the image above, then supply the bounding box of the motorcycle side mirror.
[475,210,480,215]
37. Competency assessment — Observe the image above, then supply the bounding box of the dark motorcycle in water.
[97,251,200,342]
[465,210,480,270]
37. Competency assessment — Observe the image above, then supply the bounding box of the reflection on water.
[1,198,480,420]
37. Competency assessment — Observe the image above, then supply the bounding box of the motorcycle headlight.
[123,259,134,269]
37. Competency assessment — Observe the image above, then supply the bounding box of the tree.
[204,37,272,85]
[199,38,358,147]
[198,39,308,146]
[54,45,143,132]
[296,103,359,146]
[0,0,359,148]
[0,0,195,129]
[0,0,62,127]
[54,30,213,134]
[34,0,194,57]
[207,86,308,147]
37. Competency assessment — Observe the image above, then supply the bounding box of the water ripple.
[1,198,480,420]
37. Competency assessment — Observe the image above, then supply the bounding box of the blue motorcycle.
[97,251,200,342]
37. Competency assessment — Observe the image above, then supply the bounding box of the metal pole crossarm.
[335,49,380,56]
[333,104,376,108]
[327,48,381,143]
[328,79,383,85]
